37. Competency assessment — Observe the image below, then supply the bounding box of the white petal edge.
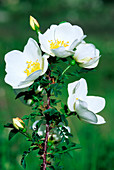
[5,74,33,89]
[5,71,31,89]
[75,100,98,124]
[69,35,87,51]
[5,50,27,73]
[74,43,96,61]
[40,54,49,75]
[32,120,39,130]
[87,115,106,125]
[39,33,53,56]
[68,80,80,96]
[85,96,106,114]
[51,46,74,58]
[55,22,84,46]
[67,94,76,112]
[68,78,88,99]
[80,59,99,69]
[19,70,42,86]
[39,25,57,57]
[23,38,42,62]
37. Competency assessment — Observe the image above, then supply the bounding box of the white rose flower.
[73,43,100,69]
[39,22,86,58]
[5,38,49,89]
[67,78,106,124]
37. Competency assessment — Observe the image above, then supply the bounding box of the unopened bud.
[26,99,34,106]
[30,15,40,31]
[13,117,25,130]
[35,86,43,94]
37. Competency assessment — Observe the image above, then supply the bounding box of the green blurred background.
[0,0,114,169]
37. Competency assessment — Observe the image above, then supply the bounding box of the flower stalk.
[43,123,50,170]
[43,70,51,169]
[62,65,71,75]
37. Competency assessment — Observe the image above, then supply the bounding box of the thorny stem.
[43,70,51,170]
[43,123,50,170]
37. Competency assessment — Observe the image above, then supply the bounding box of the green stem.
[62,65,71,75]
[20,131,32,141]
[26,132,32,140]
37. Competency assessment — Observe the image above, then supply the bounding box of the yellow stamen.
[24,59,40,76]
[76,98,78,100]
[48,39,69,49]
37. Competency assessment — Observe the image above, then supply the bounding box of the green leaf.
[32,95,39,101]
[66,70,80,77]
[43,108,52,114]
[21,149,31,169]
[61,114,68,126]
[30,144,39,151]
[66,151,74,158]
[61,102,64,108]
[47,166,55,170]
[21,155,27,169]
[4,123,14,128]
[43,108,60,117]
[31,111,43,116]
[54,143,81,155]
[60,103,69,115]
[15,91,27,99]
[9,129,18,140]
[50,99,61,106]
[78,68,95,74]
[22,115,29,119]
[22,115,29,126]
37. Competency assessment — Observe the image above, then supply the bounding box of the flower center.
[48,39,69,49]
[24,59,40,76]
[76,98,78,100]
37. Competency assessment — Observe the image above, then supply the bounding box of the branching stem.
[43,123,50,170]
[43,70,51,170]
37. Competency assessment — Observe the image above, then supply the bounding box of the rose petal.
[68,78,88,99]
[74,43,96,61]
[85,96,105,114]
[39,25,57,56]
[67,94,76,111]
[39,33,54,56]
[95,115,106,124]
[75,100,98,124]
[24,38,42,62]
[19,70,42,86]
[5,50,27,74]
[51,46,74,58]
[55,22,84,46]
[40,54,49,75]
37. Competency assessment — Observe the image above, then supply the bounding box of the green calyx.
[70,60,76,66]
[22,128,27,133]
